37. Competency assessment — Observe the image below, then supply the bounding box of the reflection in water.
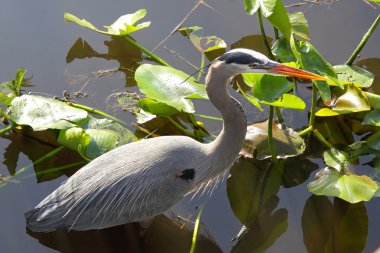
[302,195,368,253]
[66,36,143,88]
[27,215,222,253]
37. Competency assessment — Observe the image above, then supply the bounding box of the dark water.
[0,0,379,252]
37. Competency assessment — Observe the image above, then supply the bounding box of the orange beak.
[268,63,327,81]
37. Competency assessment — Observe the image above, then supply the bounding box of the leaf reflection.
[302,195,368,253]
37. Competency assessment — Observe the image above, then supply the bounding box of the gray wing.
[25,136,205,232]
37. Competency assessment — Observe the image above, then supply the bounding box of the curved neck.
[204,63,247,169]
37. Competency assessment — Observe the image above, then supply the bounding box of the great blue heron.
[25,48,325,231]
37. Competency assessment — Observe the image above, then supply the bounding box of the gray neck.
[203,63,247,173]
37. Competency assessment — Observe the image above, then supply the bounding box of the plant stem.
[189,206,203,253]
[313,129,334,148]
[69,102,126,126]
[307,83,317,142]
[0,125,13,135]
[195,113,223,121]
[275,107,283,123]
[268,106,277,162]
[346,14,380,66]
[123,35,170,67]
[24,161,86,179]
[274,27,280,40]
[165,116,196,138]
[298,126,313,137]
[197,53,205,81]
[257,8,275,60]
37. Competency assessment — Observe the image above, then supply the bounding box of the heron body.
[25,48,325,232]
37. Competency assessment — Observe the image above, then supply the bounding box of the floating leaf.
[316,84,370,116]
[308,168,378,203]
[58,116,136,160]
[57,127,90,155]
[64,9,150,36]
[178,26,226,53]
[135,64,207,113]
[334,65,374,88]
[138,98,179,116]
[9,95,88,131]
[241,120,305,159]
[289,12,309,39]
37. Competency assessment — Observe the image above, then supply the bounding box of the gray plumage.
[25,48,324,232]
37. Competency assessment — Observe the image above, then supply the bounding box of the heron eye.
[249,63,257,68]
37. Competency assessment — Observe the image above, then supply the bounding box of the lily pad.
[316,84,370,116]
[240,120,305,159]
[9,95,88,131]
[308,168,378,203]
[135,64,207,113]
[272,37,297,63]
[334,65,374,88]
[138,98,179,116]
[64,9,150,36]
[58,116,136,160]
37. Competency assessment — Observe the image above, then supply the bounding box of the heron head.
[215,48,326,80]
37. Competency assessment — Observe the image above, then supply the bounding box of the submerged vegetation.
[1,0,379,252]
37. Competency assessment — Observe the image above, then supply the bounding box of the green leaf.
[241,120,306,159]
[57,127,91,152]
[308,168,378,203]
[14,69,26,96]
[316,84,371,116]
[323,148,349,172]
[138,98,179,116]
[0,93,12,106]
[290,36,341,101]
[243,73,293,102]
[289,12,309,39]
[366,132,380,151]
[364,92,380,109]
[59,116,136,160]
[333,65,374,88]
[272,37,297,63]
[64,9,150,36]
[363,110,380,126]
[261,94,306,110]
[244,0,276,16]
[135,64,207,113]
[9,95,88,131]
[178,26,226,53]
[267,0,292,40]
